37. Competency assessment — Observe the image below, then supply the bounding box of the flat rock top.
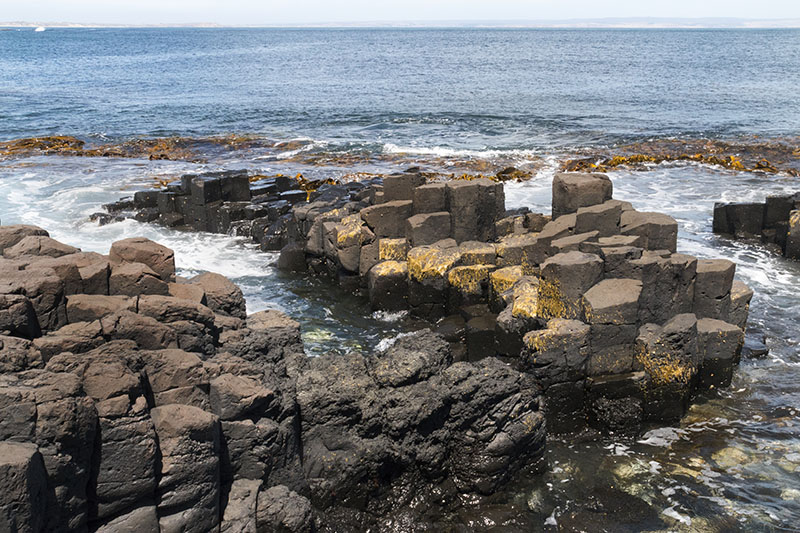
[0,441,39,465]
[584,278,642,308]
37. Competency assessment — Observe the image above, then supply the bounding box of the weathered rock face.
[713,192,800,259]
[254,172,750,433]
[0,441,48,533]
[1,163,760,530]
[296,330,545,518]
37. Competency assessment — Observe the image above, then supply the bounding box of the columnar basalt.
[106,169,754,434]
[265,170,752,432]
[0,225,545,532]
[713,192,800,260]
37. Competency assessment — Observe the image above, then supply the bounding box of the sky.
[4,0,800,25]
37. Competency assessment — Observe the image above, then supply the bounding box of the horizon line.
[3,17,800,29]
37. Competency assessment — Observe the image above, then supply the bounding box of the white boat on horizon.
[34,26,46,32]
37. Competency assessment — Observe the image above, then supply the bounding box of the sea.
[1,27,799,530]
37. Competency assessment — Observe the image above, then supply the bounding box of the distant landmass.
[2,17,800,29]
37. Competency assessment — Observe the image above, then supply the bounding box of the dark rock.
[552,173,612,219]
[109,262,169,297]
[413,182,447,214]
[0,441,48,533]
[0,225,49,254]
[151,404,221,533]
[3,235,79,259]
[405,212,451,247]
[190,272,247,319]
[256,485,313,533]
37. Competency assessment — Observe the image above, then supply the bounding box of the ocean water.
[1,28,800,530]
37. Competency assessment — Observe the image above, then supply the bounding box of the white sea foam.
[383,142,540,160]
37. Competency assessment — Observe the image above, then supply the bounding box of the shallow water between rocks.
[1,155,798,531]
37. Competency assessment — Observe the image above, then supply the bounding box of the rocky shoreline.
[0,227,545,532]
[1,169,756,531]
[713,192,800,260]
[104,169,753,432]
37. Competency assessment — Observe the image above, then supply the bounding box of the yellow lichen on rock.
[379,238,410,261]
[636,342,695,385]
[371,260,409,277]
[448,265,493,295]
[490,266,525,298]
[536,279,569,319]
[407,246,462,283]
[335,214,364,247]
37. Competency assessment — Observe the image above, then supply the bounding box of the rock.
[1,268,67,332]
[221,479,261,533]
[521,318,590,386]
[360,200,413,238]
[190,272,247,319]
[3,235,79,259]
[190,176,223,205]
[407,245,462,320]
[620,211,678,253]
[552,173,613,219]
[0,371,97,531]
[49,349,158,522]
[550,231,599,255]
[496,233,541,269]
[94,505,159,533]
[0,441,48,533]
[277,243,307,273]
[447,265,493,312]
[109,262,169,297]
[65,294,136,323]
[635,314,698,421]
[209,373,275,421]
[256,485,313,533]
[413,182,447,214]
[729,280,754,329]
[139,349,209,408]
[296,330,544,510]
[0,335,43,372]
[697,318,744,389]
[378,238,409,261]
[466,314,497,360]
[79,259,111,295]
[368,261,409,311]
[693,259,735,319]
[539,251,604,319]
[488,266,525,311]
[100,311,178,350]
[109,237,176,282]
[0,293,40,338]
[574,200,622,237]
[0,225,49,254]
[446,179,504,242]
[168,281,207,305]
[33,321,105,359]
[405,212,452,246]
[383,172,426,202]
[151,404,221,533]
[713,202,764,237]
[582,278,641,325]
[786,210,800,259]
[459,241,496,265]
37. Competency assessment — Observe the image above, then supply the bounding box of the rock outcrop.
[713,192,800,260]
[0,226,546,531]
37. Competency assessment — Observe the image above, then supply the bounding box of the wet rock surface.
[0,225,546,531]
[713,191,800,260]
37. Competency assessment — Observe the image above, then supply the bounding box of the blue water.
[1,28,800,530]
[2,28,800,148]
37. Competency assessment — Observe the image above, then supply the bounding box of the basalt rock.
[713,192,800,259]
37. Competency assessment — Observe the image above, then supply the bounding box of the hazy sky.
[5,0,800,25]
